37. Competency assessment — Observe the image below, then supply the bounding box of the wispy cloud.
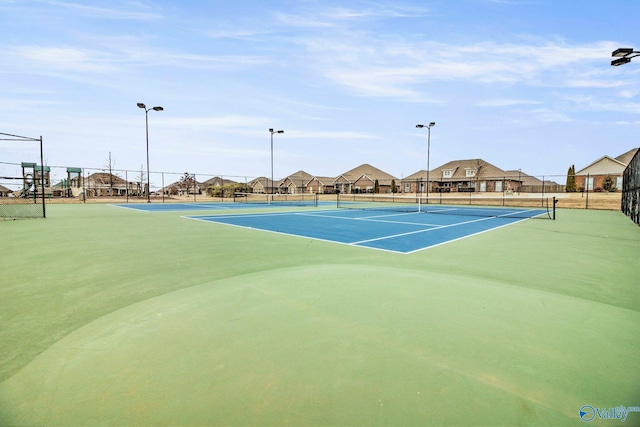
[291,35,622,99]
[8,45,124,73]
[42,0,164,20]
[477,99,542,107]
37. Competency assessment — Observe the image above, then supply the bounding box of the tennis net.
[337,194,555,219]
[233,192,319,207]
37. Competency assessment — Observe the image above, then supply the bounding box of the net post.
[336,192,340,208]
[553,197,557,220]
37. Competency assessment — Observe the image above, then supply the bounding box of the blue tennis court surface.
[188,208,543,254]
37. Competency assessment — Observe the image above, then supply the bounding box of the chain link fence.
[622,150,640,225]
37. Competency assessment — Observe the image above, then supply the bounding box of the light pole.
[611,47,639,66]
[137,103,163,203]
[269,128,284,198]
[416,122,436,201]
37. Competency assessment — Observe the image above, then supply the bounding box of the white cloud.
[477,99,542,107]
[42,0,163,20]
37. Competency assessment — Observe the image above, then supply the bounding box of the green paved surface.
[1,204,639,426]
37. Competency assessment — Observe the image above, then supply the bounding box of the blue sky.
[1,0,639,185]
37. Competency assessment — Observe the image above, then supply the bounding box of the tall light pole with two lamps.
[416,122,436,201]
[269,128,284,199]
[137,103,163,203]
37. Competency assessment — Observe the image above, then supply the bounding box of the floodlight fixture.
[610,47,639,66]
[612,48,634,57]
[137,103,146,109]
[611,57,631,66]
[152,106,164,111]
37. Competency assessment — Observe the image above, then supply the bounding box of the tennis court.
[188,206,547,253]
[1,202,638,426]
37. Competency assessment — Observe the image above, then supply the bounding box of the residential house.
[305,176,336,194]
[401,170,427,194]
[575,148,639,191]
[278,170,313,194]
[503,171,564,193]
[413,159,521,193]
[0,184,12,197]
[82,173,141,197]
[249,177,270,194]
[334,164,397,194]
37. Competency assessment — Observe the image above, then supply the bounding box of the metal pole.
[39,136,46,218]
[270,132,274,202]
[145,110,150,203]
[427,126,431,202]
[162,172,165,203]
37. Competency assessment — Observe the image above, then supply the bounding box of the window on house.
[616,176,623,190]
[465,169,476,177]
[585,177,594,191]
[443,170,453,178]
[404,183,411,192]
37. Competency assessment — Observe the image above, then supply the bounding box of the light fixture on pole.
[416,122,436,201]
[611,47,639,66]
[269,128,284,199]
[137,103,163,203]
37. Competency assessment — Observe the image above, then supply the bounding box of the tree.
[472,160,485,191]
[602,175,616,192]
[136,164,145,197]
[565,165,577,192]
[565,165,578,193]
[103,152,117,195]
[391,179,398,194]
[374,179,380,194]
[179,172,196,194]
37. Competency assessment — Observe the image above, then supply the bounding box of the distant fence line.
[0,161,260,200]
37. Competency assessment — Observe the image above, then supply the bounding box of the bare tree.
[104,152,116,195]
[136,164,145,197]
[179,172,196,194]
[472,159,485,191]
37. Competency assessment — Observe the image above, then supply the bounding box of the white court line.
[350,216,495,245]
[296,211,442,227]
[404,217,531,254]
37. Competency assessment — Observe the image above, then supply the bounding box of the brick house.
[305,176,335,194]
[403,159,521,194]
[249,177,269,194]
[278,170,313,194]
[82,173,141,197]
[333,164,398,194]
[575,148,639,191]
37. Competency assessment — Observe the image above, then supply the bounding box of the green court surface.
[1,204,639,426]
